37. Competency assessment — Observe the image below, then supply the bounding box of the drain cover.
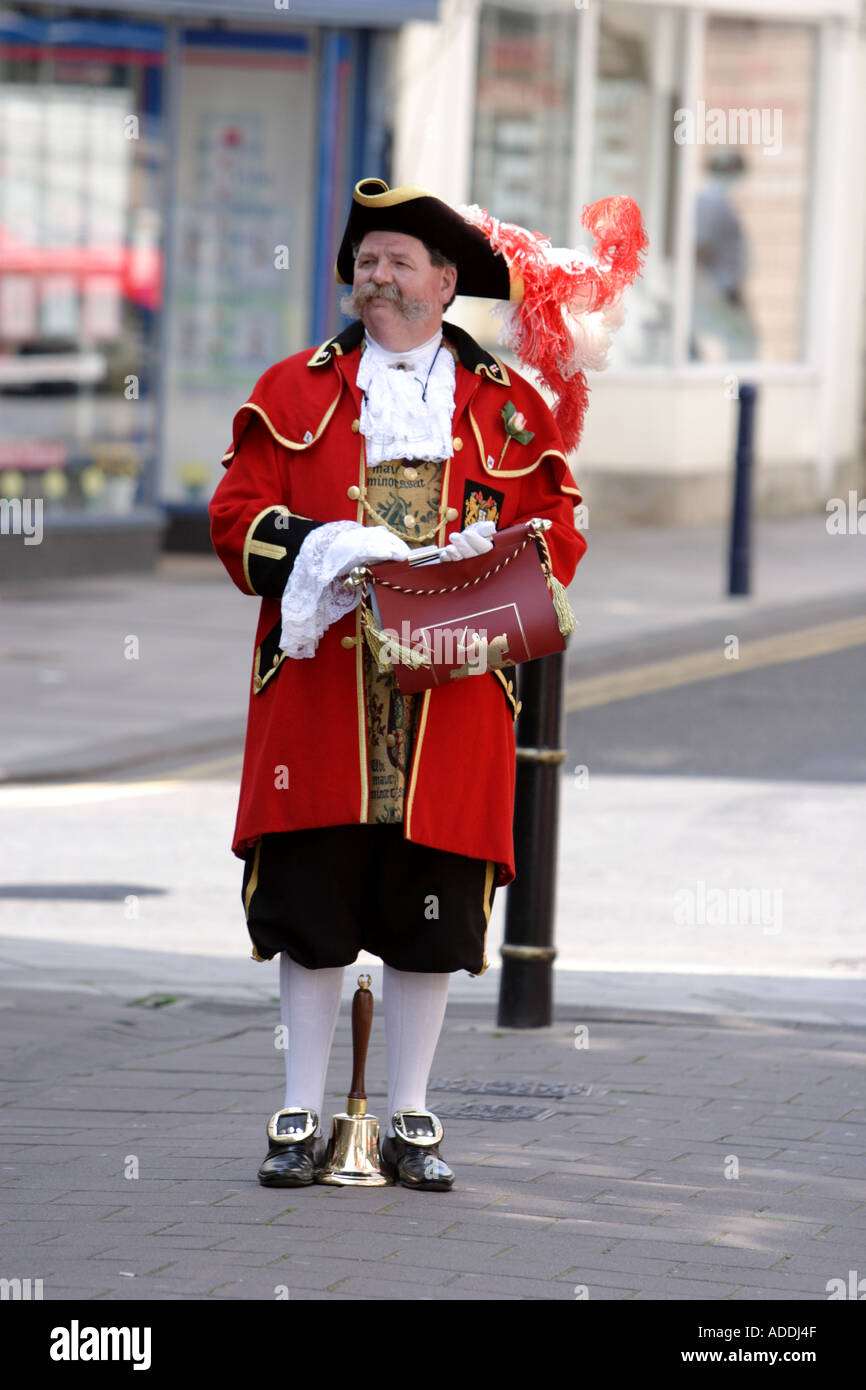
[430,1077,591,1099]
[432,1102,557,1121]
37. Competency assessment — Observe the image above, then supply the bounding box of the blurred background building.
[396,0,866,525]
[1,0,864,579]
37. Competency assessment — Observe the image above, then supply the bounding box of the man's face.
[347,231,456,338]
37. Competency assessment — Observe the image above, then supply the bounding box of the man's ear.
[440,264,458,305]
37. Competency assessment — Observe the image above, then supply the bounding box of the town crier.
[208,178,646,1190]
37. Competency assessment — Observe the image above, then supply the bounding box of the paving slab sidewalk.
[2,511,863,1302]
[1,987,864,1302]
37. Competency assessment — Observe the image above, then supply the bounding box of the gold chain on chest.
[354,460,452,545]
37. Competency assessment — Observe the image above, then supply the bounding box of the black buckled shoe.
[379,1109,454,1192]
[257,1108,326,1187]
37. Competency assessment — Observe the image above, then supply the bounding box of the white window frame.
[473,0,853,397]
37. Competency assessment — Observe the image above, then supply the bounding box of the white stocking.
[383,965,450,1137]
[279,953,344,1134]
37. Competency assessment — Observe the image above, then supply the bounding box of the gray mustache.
[354,282,403,305]
[340,282,433,323]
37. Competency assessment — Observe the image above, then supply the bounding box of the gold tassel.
[549,574,578,637]
[361,606,429,672]
[361,606,393,671]
[533,527,578,638]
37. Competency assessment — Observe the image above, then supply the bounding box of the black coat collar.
[306,319,508,384]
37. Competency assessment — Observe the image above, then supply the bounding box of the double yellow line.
[565,615,866,712]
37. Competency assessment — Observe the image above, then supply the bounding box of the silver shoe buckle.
[392,1109,444,1147]
[267,1107,318,1145]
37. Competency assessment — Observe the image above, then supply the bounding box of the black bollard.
[728,382,757,596]
[497,650,567,1029]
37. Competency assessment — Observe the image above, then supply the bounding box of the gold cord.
[356,488,451,545]
[372,533,534,595]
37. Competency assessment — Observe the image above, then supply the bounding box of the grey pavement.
[1,985,864,1301]
[1,510,864,1301]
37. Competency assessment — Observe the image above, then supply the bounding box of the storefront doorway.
[161,28,315,509]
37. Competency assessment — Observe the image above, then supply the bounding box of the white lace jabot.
[357,328,456,468]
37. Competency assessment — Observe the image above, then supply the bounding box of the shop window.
[0,20,164,516]
[472,1,576,248]
[591,3,685,367]
[690,16,815,364]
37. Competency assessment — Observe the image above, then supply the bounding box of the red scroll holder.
[345,519,579,695]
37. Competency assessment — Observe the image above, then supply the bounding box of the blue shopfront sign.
[24,1,439,25]
[0,13,165,47]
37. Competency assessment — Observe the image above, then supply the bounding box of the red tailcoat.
[209,320,587,887]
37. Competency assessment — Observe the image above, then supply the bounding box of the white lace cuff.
[279,521,411,659]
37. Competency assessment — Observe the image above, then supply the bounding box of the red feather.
[462,197,648,452]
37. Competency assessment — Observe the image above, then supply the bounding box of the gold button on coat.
[445,507,459,521]
[340,635,357,649]
[403,466,418,480]
[453,437,463,451]
[386,733,397,748]
[351,419,360,433]
[347,485,361,500]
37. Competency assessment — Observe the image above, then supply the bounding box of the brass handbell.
[316,974,392,1186]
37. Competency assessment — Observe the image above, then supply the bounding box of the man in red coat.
[209,179,588,1191]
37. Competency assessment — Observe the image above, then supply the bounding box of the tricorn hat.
[336,177,648,453]
[335,178,517,301]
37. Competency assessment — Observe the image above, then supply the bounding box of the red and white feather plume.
[458,197,648,453]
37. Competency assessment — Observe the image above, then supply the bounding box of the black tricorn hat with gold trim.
[335,178,518,301]
[335,175,649,455]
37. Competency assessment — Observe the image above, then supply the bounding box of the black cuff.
[243,506,323,598]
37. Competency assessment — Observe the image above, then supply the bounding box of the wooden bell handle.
[348,974,373,1101]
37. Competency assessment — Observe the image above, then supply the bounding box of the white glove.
[280,520,410,659]
[438,519,496,562]
[325,521,411,577]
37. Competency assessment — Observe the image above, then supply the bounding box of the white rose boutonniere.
[502,400,534,445]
